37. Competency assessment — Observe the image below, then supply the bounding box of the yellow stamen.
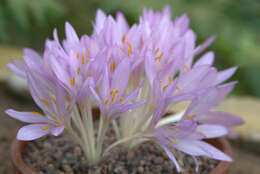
[77,67,81,75]
[42,126,50,131]
[89,71,92,77]
[105,99,109,105]
[184,64,190,71]
[186,114,197,119]
[70,77,75,87]
[168,75,173,83]
[168,127,179,133]
[169,136,177,144]
[162,84,169,91]
[77,52,79,60]
[111,92,117,103]
[127,41,132,56]
[155,48,159,55]
[110,89,115,95]
[155,52,164,61]
[120,46,124,51]
[41,98,50,107]
[82,55,85,64]
[66,105,70,110]
[31,112,41,115]
[110,62,116,72]
[120,97,123,104]
[51,115,57,120]
[170,50,174,55]
[176,86,181,92]
[122,34,126,43]
[87,48,90,57]
[49,95,56,104]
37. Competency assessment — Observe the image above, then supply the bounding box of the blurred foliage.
[0,0,65,47]
[0,0,260,97]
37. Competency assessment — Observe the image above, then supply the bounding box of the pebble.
[23,125,218,174]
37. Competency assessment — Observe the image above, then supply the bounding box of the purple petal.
[111,59,131,96]
[123,81,144,104]
[7,61,26,78]
[194,35,216,56]
[201,111,244,128]
[175,140,232,162]
[17,124,51,140]
[94,9,107,33]
[162,146,181,172]
[215,67,237,85]
[197,124,228,138]
[51,126,65,136]
[65,22,79,44]
[193,51,215,67]
[5,109,49,123]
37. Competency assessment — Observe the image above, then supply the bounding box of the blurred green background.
[1,0,260,97]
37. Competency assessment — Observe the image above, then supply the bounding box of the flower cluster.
[6,6,243,171]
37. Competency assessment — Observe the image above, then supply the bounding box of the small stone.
[153,157,164,164]
[137,166,144,173]
[74,146,82,156]
[140,160,145,166]
[62,164,73,173]
[126,151,135,160]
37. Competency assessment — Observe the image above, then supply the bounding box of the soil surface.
[23,133,218,174]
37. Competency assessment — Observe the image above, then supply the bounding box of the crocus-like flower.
[6,71,74,140]
[5,6,243,170]
[91,60,147,120]
[146,119,231,172]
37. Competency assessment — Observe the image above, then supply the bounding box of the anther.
[42,126,50,131]
[186,114,197,119]
[122,34,126,43]
[110,62,116,72]
[49,95,56,104]
[87,48,90,57]
[82,55,85,64]
[155,52,164,61]
[41,98,50,107]
[31,112,41,115]
[70,77,75,87]
[184,64,190,71]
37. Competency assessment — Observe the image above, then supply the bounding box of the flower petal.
[193,51,215,67]
[17,124,51,140]
[194,35,216,56]
[51,126,65,136]
[5,109,49,123]
[197,124,228,138]
[175,140,232,162]
[201,111,244,128]
[162,145,181,172]
[215,67,237,85]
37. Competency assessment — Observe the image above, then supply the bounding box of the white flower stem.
[112,120,120,140]
[96,116,109,161]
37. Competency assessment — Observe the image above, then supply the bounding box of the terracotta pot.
[11,137,232,174]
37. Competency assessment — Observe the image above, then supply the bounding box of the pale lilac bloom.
[184,82,244,128]
[6,71,74,140]
[5,6,243,169]
[90,60,147,120]
[146,119,231,172]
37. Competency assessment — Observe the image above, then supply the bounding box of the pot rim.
[11,137,231,174]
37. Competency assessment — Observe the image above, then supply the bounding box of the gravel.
[23,127,218,174]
